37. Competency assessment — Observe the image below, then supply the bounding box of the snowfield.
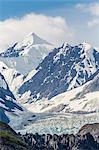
[18,79,99,114]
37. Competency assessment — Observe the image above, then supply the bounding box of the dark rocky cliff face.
[78,123,99,142]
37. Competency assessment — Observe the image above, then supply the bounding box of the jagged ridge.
[19,42,99,101]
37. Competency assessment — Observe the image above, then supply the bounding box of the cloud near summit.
[0,13,73,52]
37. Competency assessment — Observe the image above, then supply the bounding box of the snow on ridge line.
[14,32,52,50]
[18,41,99,102]
[0,32,54,75]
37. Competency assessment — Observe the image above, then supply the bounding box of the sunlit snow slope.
[18,73,99,114]
[0,61,25,95]
[0,33,53,75]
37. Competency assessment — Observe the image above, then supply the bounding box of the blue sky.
[0,0,95,20]
[0,0,99,51]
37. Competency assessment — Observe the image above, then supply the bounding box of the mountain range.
[0,32,99,135]
[19,42,99,101]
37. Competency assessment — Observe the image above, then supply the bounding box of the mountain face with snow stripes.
[75,71,99,99]
[0,73,23,123]
[18,42,99,101]
[23,74,99,114]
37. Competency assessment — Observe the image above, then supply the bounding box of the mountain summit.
[0,32,52,57]
[0,33,53,74]
[19,42,99,100]
[14,32,52,51]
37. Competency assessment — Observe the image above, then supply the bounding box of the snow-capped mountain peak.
[78,42,98,74]
[14,32,52,50]
[0,32,53,75]
[81,42,92,50]
[30,32,52,45]
[19,42,99,101]
[78,42,93,54]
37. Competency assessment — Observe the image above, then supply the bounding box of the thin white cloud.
[76,2,99,29]
[0,13,73,52]
[88,19,99,27]
[76,2,99,16]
